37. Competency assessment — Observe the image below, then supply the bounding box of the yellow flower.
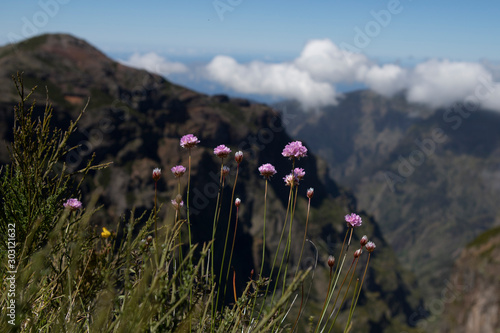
[101,227,111,238]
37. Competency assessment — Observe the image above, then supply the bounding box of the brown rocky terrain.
[440,226,500,333]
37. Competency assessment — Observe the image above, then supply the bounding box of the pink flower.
[171,165,186,178]
[283,173,299,187]
[365,241,376,253]
[235,198,241,207]
[294,167,305,180]
[307,188,314,199]
[152,168,161,182]
[64,198,82,211]
[180,134,200,149]
[282,141,307,160]
[214,145,231,159]
[235,151,243,164]
[345,213,362,228]
[171,199,184,210]
[258,163,277,179]
[222,166,230,177]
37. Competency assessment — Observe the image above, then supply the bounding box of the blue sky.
[2,0,500,109]
[3,0,500,60]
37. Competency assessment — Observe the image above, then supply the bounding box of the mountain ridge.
[281,87,500,320]
[0,33,421,332]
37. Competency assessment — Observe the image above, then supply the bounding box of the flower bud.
[327,255,335,268]
[235,198,241,207]
[235,151,243,164]
[307,187,314,199]
[365,241,376,253]
[360,235,368,247]
[354,249,363,258]
[222,166,230,177]
[152,168,161,182]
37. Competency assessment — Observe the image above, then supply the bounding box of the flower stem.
[259,179,268,277]
[345,253,371,329]
[328,256,360,332]
[218,164,239,310]
[187,152,192,248]
[295,195,311,277]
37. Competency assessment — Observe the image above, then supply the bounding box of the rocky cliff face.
[441,226,500,333]
[280,91,500,303]
[0,33,422,331]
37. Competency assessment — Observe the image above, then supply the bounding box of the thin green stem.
[313,266,333,333]
[256,185,293,318]
[223,205,239,302]
[295,196,311,277]
[187,152,192,248]
[259,179,268,277]
[218,164,239,310]
[270,184,295,306]
[345,253,371,329]
[186,152,193,333]
[328,256,360,332]
[314,228,352,332]
[344,279,360,333]
[210,160,224,331]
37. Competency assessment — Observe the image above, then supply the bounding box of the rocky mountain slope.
[0,34,422,331]
[441,226,500,333]
[280,89,500,316]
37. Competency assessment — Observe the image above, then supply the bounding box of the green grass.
[466,225,500,248]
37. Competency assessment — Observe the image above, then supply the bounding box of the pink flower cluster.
[63,198,82,211]
[171,165,186,177]
[258,163,277,179]
[214,145,231,159]
[283,173,299,187]
[180,134,200,149]
[294,167,305,180]
[282,141,307,160]
[345,213,362,228]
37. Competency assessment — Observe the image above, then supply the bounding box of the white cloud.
[206,55,338,108]
[362,64,408,96]
[480,83,500,111]
[121,52,189,76]
[203,39,500,111]
[406,59,493,108]
[294,39,371,83]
